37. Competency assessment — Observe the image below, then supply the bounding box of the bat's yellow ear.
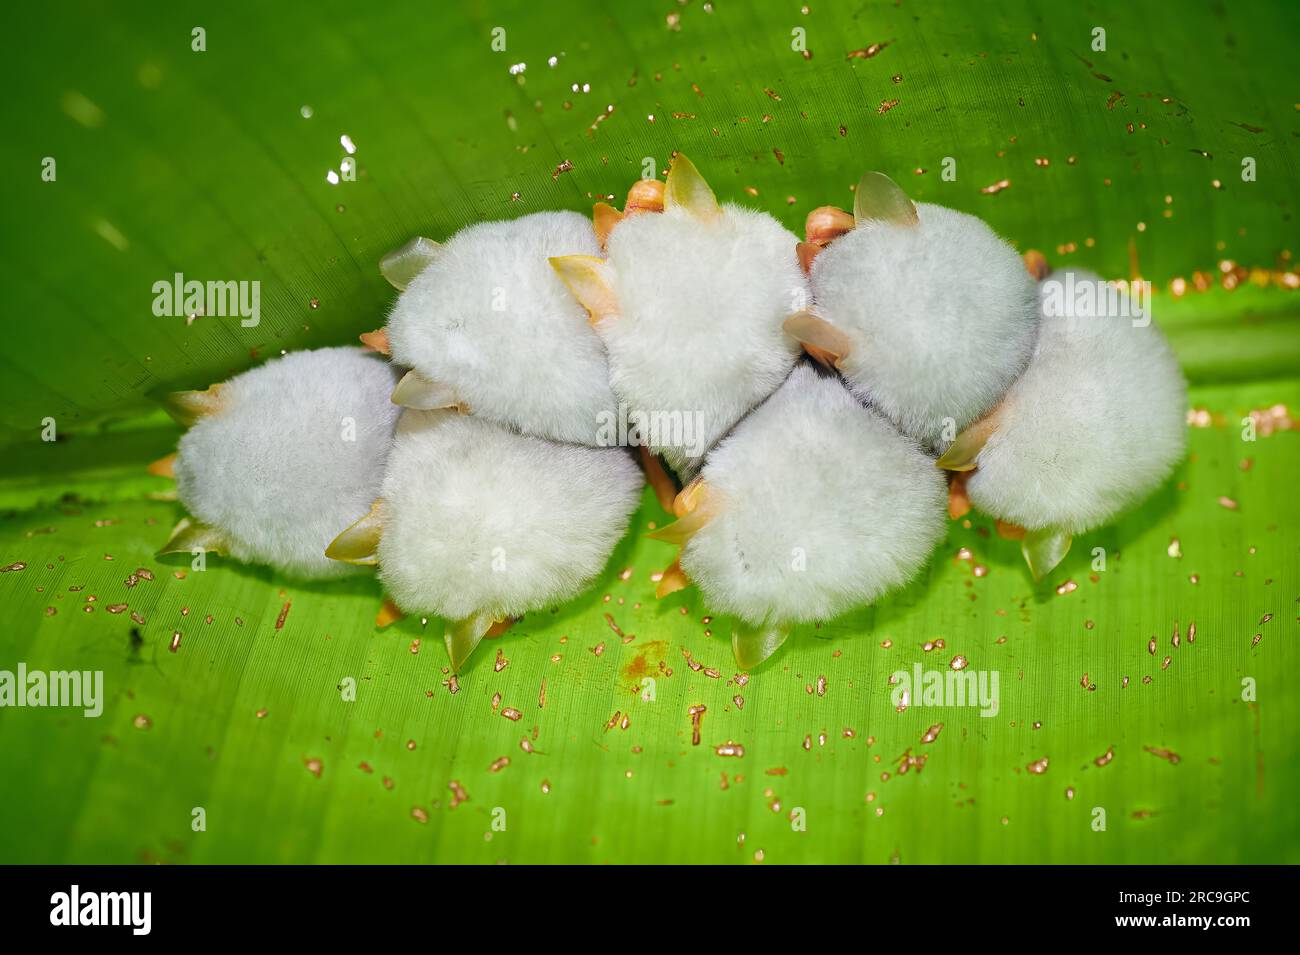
[732,620,791,669]
[853,171,918,227]
[549,255,618,325]
[159,384,225,426]
[783,311,853,370]
[379,236,441,290]
[325,499,384,566]
[647,479,716,545]
[1022,528,1073,582]
[664,154,721,221]
[445,612,510,671]
[935,411,1002,472]
[157,517,228,556]
[390,371,462,411]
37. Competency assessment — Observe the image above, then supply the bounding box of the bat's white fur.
[680,364,946,626]
[377,411,643,620]
[598,203,806,478]
[810,203,1039,449]
[175,347,402,579]
[966,271,1187,532]
[386,211,618,445]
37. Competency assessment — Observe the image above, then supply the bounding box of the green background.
[0,0,1296,863]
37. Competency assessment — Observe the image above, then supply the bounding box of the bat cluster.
[153,155,1186,670]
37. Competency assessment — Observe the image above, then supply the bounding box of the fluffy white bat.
[156,347,402,580]
[941,268,1187,579]
[549,155,807,481]
[651,363,947,668]
[785,172,1040,451]
[370,211,620,446]
[326,409,644,669]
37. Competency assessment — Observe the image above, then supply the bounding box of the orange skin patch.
[948,471,972,520]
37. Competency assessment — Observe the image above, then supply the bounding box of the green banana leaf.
[0,0,1296,864]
